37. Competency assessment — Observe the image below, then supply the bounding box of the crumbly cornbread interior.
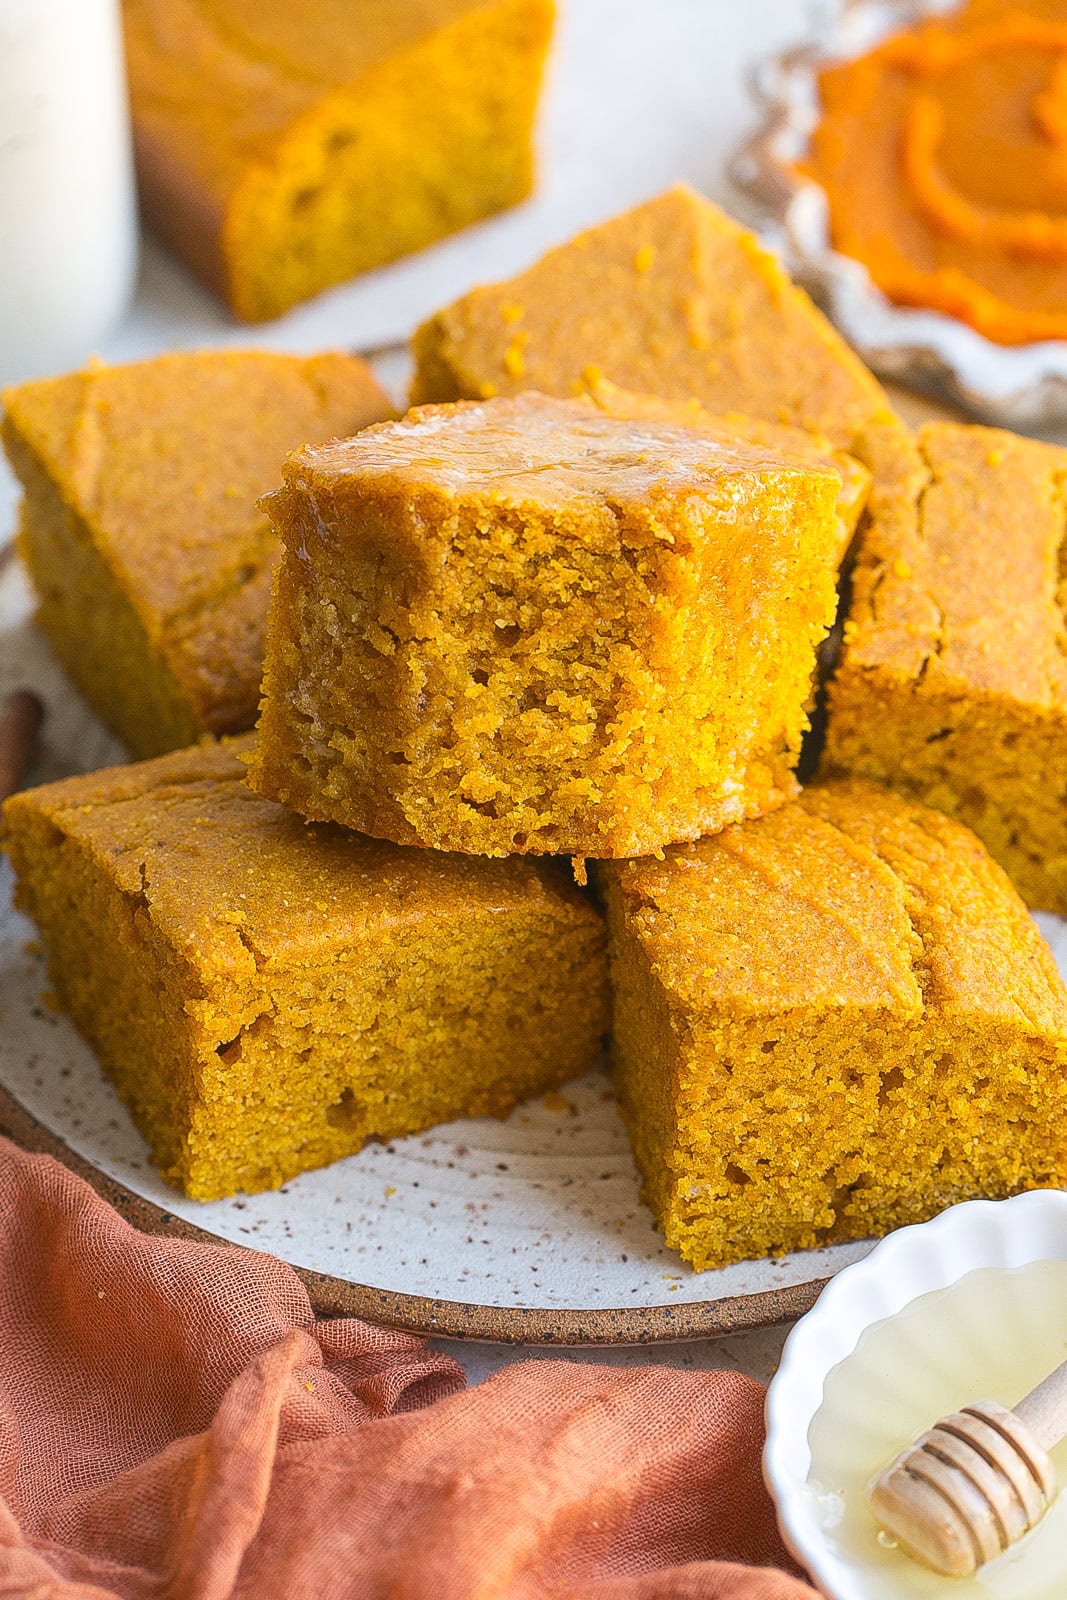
[3,738,609,1200]
[249,391,844,858]
[1,350,391,758]
[825,422,1067,914]
[601,779,1067,1271]
[124,0,555,320]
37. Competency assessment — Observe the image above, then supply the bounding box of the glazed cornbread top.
[606,779,1067,1029]
[841,421,1067,705]
[2,349,391,741]
[412,185,909,474]
[275,389,844,516]
[582,378,871,561]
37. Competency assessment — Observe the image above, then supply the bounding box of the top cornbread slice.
[824,421,1067,914]
[123,0,555,320]
[600,779,1067,1270]
[248,390,845,858]
[2,349,391,758]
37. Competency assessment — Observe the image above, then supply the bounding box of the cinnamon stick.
[0,690,43,803]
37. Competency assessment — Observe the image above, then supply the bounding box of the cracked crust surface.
[3,736,589,981]
[838,422,1067,700]
[599,779,1067,1270]
[606,777,1067,1030]
[825,422,1067,911]
[2,738,609,1198]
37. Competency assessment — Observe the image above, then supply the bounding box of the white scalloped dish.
[765,1191,1067,1599]
[733,0,1067,428]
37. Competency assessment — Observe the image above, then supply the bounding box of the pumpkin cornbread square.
[599,779,1067,1272]
[123,0,555,321]
[2,349,391,760]
[824,422,1067,915]
[411,185,907,470]
[3,738,609,1201]
[248,391,844,858]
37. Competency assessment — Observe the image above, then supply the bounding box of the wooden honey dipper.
[868,1358,1067,1576]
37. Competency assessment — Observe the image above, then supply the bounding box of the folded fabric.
[0,1136,817,1599]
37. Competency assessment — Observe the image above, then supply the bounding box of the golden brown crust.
[123,0,491,291]
[844,422,1067,702]
[605,778,1066,1025]
[410,185,901,457]
[2,349,392,756]
[4,736,601,975]
[122,0,555,318]
[601,781,1067,1270]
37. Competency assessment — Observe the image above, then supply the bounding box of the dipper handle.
[1014,1356,1067,1453]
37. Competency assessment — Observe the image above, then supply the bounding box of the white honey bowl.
[763,1189,1067,1599]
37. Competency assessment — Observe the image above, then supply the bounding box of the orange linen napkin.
[0,1136,818,1600]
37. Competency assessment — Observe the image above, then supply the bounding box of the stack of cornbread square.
[5,188,1067,1270]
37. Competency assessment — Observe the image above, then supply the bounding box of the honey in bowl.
[802,1,1067,345]
[805,1260,1067,1596]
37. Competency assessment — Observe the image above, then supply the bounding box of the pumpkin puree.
[804,0,1067,344]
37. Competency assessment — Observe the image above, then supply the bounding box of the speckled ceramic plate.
[5,557,1067,1344]
[733,0,1067,429]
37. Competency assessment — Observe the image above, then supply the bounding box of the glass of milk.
[0,0,138,385]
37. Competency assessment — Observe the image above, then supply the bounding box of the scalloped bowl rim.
[764,1189,1067,1598]
[734,0,1067,424]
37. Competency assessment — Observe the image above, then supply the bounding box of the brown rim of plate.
[0,1080,831,1345]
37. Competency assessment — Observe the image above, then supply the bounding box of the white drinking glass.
[0,0,139,385]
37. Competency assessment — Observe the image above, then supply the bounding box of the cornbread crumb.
[503,339,527,378]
